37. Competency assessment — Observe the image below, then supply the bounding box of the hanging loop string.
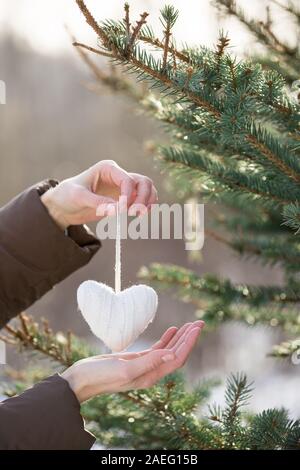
[115,200,121,294]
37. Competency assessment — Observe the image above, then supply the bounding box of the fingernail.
[196,320,205,328]
[162,353,174,362]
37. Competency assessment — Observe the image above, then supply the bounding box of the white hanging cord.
[115,200,121,294]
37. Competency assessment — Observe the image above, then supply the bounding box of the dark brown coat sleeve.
[0,181,101,449]
[0,180,100,327]
[0,375,95,449]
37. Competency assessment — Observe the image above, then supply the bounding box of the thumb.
[125,349,175,381]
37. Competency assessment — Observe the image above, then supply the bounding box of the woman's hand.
[41,160,158,229]
[61,321,204,403]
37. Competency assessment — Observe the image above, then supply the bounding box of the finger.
[174,327,201,366]
[98,162,137,207]
[105,327,178,361]
[124,349,175,381]
[120,177,136,207]
[133,327,202,389]
[165,322,193,349]
[151,326,178,350]
[147,186,158,210]
[167,321,204,350]
[111,166,136,205]
[135,178,152,206]
[171,321,205,353]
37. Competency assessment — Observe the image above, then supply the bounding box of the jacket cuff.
[0,374,95,449]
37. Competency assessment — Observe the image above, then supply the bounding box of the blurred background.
[0,0,299,415]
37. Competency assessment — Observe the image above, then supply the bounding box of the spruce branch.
[139,34,190,64]
[73,42,113,58]
[1,313,92,367]
[269,337,300,360]
[208,374,300,449]
[222,373,252,447]
[124,3,131,40]
[271,0,300,25]
[75,0,109,46]
[132,58,220,117]
[74,0,220,116]
[248,408,300,449]
[206,228,300,268]
[214,0,300,85]
[227,56,237,92]
[139,263,300,306]
[214,0,298,57]
[70,29,143,99]
[215,31,231,70]
[127,11,149,56]
[246,133,300,184]
[139,264,300,334]
[74,1,300,185]
[258,15,296,57]
[160,5,179,71]
[160,146,296,205]
[282,202,300,234]
[224,373,252,420]
[232,235,300,268]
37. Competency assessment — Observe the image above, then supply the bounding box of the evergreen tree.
[1,0,300,449]
[72,0,300,359]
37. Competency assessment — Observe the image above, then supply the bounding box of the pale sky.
[0,0,277,57]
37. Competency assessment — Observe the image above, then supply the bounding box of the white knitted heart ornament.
[77,203,158,352]
[77,280,157,352]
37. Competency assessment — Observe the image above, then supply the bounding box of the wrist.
[61,367,87,404]
[41,188,69,230]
